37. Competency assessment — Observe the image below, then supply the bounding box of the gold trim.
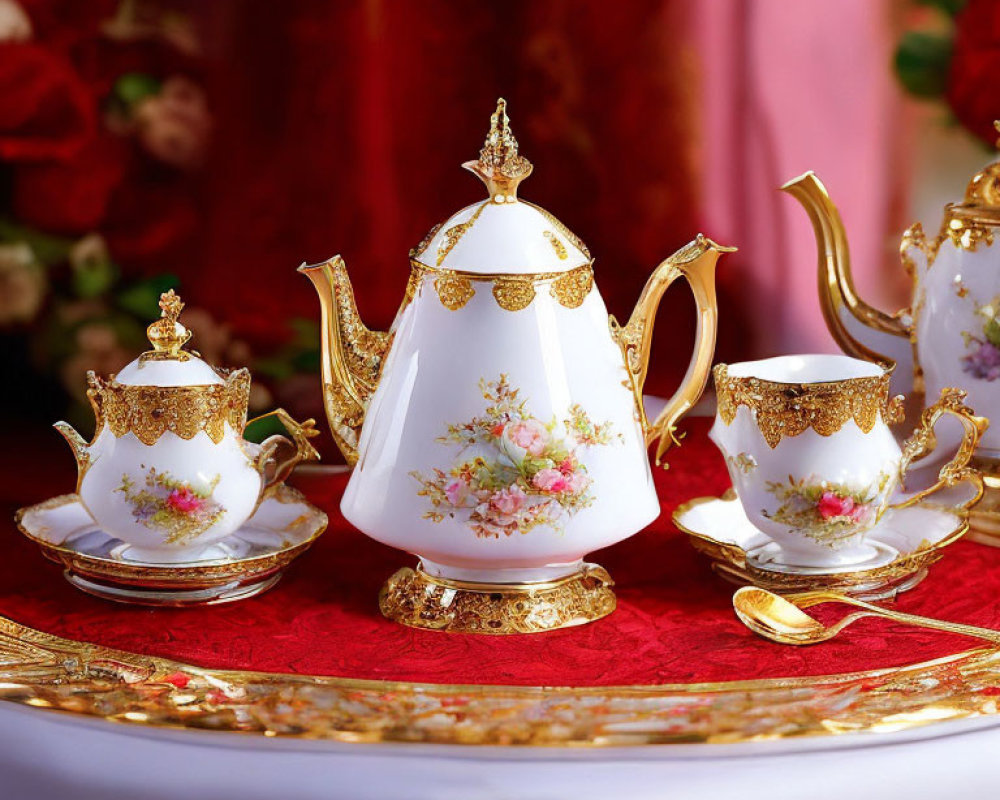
[783,172,912,367]
[89,369,250,446]
[378,565,616,634]
[523,201,591,260]
[610,235,734,465]
[409,223,441,261]
[436,202,488,266]
[461,98,533,203]
[673,494,968,597]
[491,278,536,311]
[543,230,568,260]
[298,257,392,466]
[433,275,475,310]
[14,485,327,597]
[139,289,193,363]
[550,267,593,309]
[713,364,905,449]
[410,260,595,312]
[4,613,1000,744]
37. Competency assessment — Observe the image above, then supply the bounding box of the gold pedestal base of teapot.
[378,563,617,634]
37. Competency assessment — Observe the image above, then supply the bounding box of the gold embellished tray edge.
[3,613,1000,747]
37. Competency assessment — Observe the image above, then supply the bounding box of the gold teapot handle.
[782,171,912,366]
[248,409,321,490]
[889,388,987,511]
[610,234,735,466]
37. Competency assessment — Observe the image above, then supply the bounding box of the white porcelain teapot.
[300,99,734,633]
[54,290,320,562]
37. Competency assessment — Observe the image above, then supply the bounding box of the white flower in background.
[134,76,211,170]
[0,0,31,42]
[0,242,46,324]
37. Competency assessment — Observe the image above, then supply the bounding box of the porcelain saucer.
[15,483,328,606]
[672,490,967,600]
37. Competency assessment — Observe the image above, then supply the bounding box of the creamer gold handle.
[610,234,735,466]
[889,387,987,511]
[248,409,321,490]
[782,171,912,366]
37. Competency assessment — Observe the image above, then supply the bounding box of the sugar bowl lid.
[946,121,1000,226]
[114,289,223,387]
[409,98,591,275]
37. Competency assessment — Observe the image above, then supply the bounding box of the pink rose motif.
[444,478,470,507]
[817,491,855,520]
[565,471,591,494]
[486,485,528,525]
[504,419,550,457]
[849,502,872,524]
[166,487,204,514]
[558,457,574,475]
[533,468,569,493]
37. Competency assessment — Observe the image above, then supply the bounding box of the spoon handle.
[794,591,1000,645]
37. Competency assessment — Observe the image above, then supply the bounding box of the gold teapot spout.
[298,256,392,465]
[611,234,735,466]
[782,171,911,364]
[53,421,90,489]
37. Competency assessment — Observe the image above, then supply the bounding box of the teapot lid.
[947,121,1000,226]
[114,290,224,387]
[409,99,591,275]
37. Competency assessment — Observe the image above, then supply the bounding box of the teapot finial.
[142,289,193,361]
[462,98,533,203]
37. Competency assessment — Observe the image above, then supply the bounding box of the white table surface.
[2,701,1000,800]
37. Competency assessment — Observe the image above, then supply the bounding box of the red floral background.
[0,0,754,462]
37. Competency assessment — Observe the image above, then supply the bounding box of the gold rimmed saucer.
[673,490,967,600]
[15,484,327,606]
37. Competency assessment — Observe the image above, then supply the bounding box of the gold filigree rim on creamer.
[3,612,1000,746]
[714,364,904,449]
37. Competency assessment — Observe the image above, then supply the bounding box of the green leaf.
[894,31,953,99]
[113,73,162,108]
[916,0,968,18]
[72,254,118,298]
[984,317,1000,349]
[116,275,180,319]
[0,218,73,265]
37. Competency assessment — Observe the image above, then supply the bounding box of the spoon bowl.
[733,585,1000,646]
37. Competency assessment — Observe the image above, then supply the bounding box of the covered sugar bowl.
[53,290,320,562]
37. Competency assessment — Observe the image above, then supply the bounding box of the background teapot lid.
[409,99,592,275]
[114,290,225,387]
[947,121,1000,225]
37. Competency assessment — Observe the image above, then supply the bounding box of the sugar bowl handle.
[890,388,988,511]
[248,409,321,490]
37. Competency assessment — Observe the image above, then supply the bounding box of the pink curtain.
[695,0,914,356]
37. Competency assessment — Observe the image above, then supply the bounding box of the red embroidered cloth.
[4,419,1000,687]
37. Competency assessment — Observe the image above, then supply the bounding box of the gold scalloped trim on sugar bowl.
[409,260,594,312]
[87,369,251,446]
[713,364,904,449]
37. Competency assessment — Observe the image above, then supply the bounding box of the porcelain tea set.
[14,102,1000,629]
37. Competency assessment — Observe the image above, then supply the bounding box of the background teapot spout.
[53,421,91,487]
[782,171,912,366]
[297,256,392,465]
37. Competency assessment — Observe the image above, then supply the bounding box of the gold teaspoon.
[732,586,1000,646]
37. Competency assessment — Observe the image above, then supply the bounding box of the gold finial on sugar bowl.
[462,97,534,203]
[142,289,193,362]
